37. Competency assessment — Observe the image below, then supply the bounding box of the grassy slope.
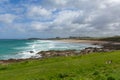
[0,51,120,80]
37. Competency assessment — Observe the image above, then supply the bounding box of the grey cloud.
[2,0,120,38]
[24,0,120,37]
[0,14,17,23]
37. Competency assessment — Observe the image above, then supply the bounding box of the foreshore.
[54,39,120,45]
[0,39,120,64]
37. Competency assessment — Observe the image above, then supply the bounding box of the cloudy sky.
[0,0,120,38]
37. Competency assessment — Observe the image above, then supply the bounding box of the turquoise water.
[0,39,99,60]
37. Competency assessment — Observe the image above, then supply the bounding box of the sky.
[0,0,120,39]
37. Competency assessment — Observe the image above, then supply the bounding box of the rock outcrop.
[37,47,113,58]
[37,50,79,58]
[80,47,111,54]
[102,43,120,50]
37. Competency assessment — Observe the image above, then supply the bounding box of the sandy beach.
[55,39,120,45]
[55,39,108,44]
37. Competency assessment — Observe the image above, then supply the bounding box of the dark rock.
[36,43,120,58]
[29,51,34,53]
[37,50,78,58]
[102,43,120,50]
[80,47,112,54]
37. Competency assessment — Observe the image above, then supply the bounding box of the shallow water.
[0,39,100,60]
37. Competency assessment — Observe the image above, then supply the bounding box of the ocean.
[0,39,99,60]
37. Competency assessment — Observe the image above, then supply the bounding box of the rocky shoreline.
[0,42,120,64]
[37,43,120,58]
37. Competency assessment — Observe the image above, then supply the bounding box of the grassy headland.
[0,50,120,80]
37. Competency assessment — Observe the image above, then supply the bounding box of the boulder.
[29,51,34,53]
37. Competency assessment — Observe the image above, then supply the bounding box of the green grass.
[0,51,120,80]
[99,36,120,42]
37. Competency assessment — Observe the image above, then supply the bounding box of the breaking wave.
[0,40,100,60]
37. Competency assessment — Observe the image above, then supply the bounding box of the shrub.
[107,76,115,80]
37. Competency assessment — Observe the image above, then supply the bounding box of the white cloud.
[106,0,120,4]
[31,22,49,31]
[0,14,16,23]
[1,0,120,38]
[28,6,52,17]
[54,10,82,25]
[22,0,120,37]
[54,0,67,5]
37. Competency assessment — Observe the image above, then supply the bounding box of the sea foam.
[0,40,100,60]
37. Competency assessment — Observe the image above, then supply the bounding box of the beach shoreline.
[0,39,120,64]
[54,39,120,45]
